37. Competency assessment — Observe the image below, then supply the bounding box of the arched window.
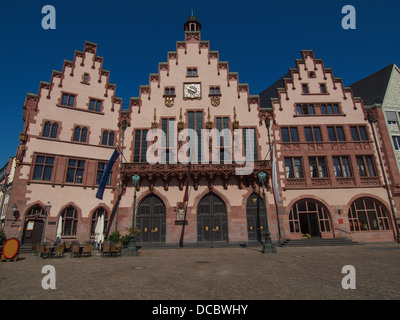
[73,126,88,142]
[108,132,115,146]
[102,131,115,146]
[81,127,87,142]
[73,127,81,141]
[348,198,392,231]
[43,122,59,139]
[90,207,108,236]
[50,123,58,138]
[61,206,78,236]
[43,122,51,137]
[26,205,46,217]
[102,131,109,145]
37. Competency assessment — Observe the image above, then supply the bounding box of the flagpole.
[258,172,276,254]
[266,118,282,242]
[179,149,193,247]
[115,121,127,231]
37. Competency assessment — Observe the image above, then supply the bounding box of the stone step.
[279,237,362,247]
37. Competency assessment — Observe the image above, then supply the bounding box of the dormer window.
[187,68,198,77]
[209,86,220,95]
[164,87,175,96]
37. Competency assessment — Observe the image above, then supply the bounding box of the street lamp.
[11,203,18,220]
[45,201,52,215]
[257,172,277,254]
[125,175,140,256]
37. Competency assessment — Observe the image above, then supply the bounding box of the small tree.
[108,230,121,243]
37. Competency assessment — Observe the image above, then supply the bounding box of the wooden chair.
[102,241,111,257]
[31,244,38,256]
[111,242,122,257]
[64,242,71,252]
[55,244,64,258]
[82,243,91,257]
[71,243,80,258]
[38,244,50,259]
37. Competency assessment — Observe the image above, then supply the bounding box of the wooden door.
[197,194,228,243]
[137,195,166,245]
[246,193,266,243]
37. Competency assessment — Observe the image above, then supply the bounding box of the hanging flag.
[271,145,280,204]
[182,161,192,203]
[96,148,120,200]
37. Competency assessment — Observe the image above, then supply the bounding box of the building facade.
[350,64,400,234]
[3,16,399,246]
[4,41,121,245]
[260,51,399,242]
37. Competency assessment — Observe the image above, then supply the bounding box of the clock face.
[184,83,201,98]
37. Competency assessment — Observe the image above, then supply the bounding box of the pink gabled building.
[4,41,122,245]
[3,16,399,247]
[117,15,271,246]
[260,50,399,243]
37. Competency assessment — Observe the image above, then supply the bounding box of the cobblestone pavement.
[1,243,400,300]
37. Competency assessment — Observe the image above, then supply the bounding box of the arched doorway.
[22,205,46,244]
[197,193,228,243]
[289,199,332,238]
[136,195,166,245]
[246,193,266,243]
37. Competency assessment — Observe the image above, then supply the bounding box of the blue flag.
[96,149,120,200]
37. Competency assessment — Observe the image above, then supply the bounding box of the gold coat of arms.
[165,97,174,107]
[210,96,220,107]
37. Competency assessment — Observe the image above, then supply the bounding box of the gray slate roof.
[349,63,394,106]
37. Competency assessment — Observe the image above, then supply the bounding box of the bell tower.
[184,12,201,32]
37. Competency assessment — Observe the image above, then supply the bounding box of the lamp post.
[257,172,276,254]
[125,175,140,256]
[42,201,51,244]
[11,204,18,220]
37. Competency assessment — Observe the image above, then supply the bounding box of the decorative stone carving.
[210,96,220,107]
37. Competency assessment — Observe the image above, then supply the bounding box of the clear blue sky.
[0,0,399,166]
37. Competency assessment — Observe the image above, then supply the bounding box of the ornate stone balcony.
[121,160,271,191]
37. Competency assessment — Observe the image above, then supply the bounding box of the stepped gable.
[259,50,364,113]
[128,16,259,114]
